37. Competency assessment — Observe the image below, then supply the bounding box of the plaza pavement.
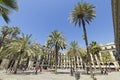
[0,69,120,80]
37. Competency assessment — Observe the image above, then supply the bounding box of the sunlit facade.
[99,42,119,69]
[50,43,119,69]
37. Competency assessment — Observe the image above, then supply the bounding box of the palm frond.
[69,2,95,27]
[0,0,18,11]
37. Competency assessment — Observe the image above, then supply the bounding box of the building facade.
[48,42,119,69]
[99,42,119,69]
[112,0,120,61]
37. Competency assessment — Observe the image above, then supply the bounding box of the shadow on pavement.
[57,72,70,74]
[5,71,42,75]
[80,71,108,76]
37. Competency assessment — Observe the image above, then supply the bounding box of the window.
[111,46,114,49]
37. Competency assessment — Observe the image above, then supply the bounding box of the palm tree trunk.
[92,54,96,71]
[59,54,61,68]
[70,57,73,76]
[7,58,13,69]
[55,44,58,74]
[7,55,16,69]
[0,58,2,65]
[96,54,102,73]
[82,20,94,79]
[14,52,22,74]
[82,61,85,70]
[0,35,6,65]
[75,55,78,71]
[9,59,16,73]
[50,56,52,68]
[25,56,30,70]
[35,59,39,75]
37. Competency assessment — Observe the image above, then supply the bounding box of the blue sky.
[0,0,114,47]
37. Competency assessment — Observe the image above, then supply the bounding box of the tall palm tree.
[13,34,33,74]
[0,0,18,23]
[46,30,66,73]
[69,2,95,78]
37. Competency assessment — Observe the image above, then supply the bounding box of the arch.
[95,62,97,65]
[100,63,103,65]
[79,63,81,65]
[109,63,114,65]
[91,63,93,65]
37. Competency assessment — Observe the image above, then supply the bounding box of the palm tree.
[27,43,42,74]
[4,27,20,69]
[89,41,101,71]
[3,34,41,74]
[0,26,20,66]
[0,26,12,65]
[69,2,95,78]
[46,30,66,73]
[67,41,87,74]
[0,0,18,23]
[67,41,80,72]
